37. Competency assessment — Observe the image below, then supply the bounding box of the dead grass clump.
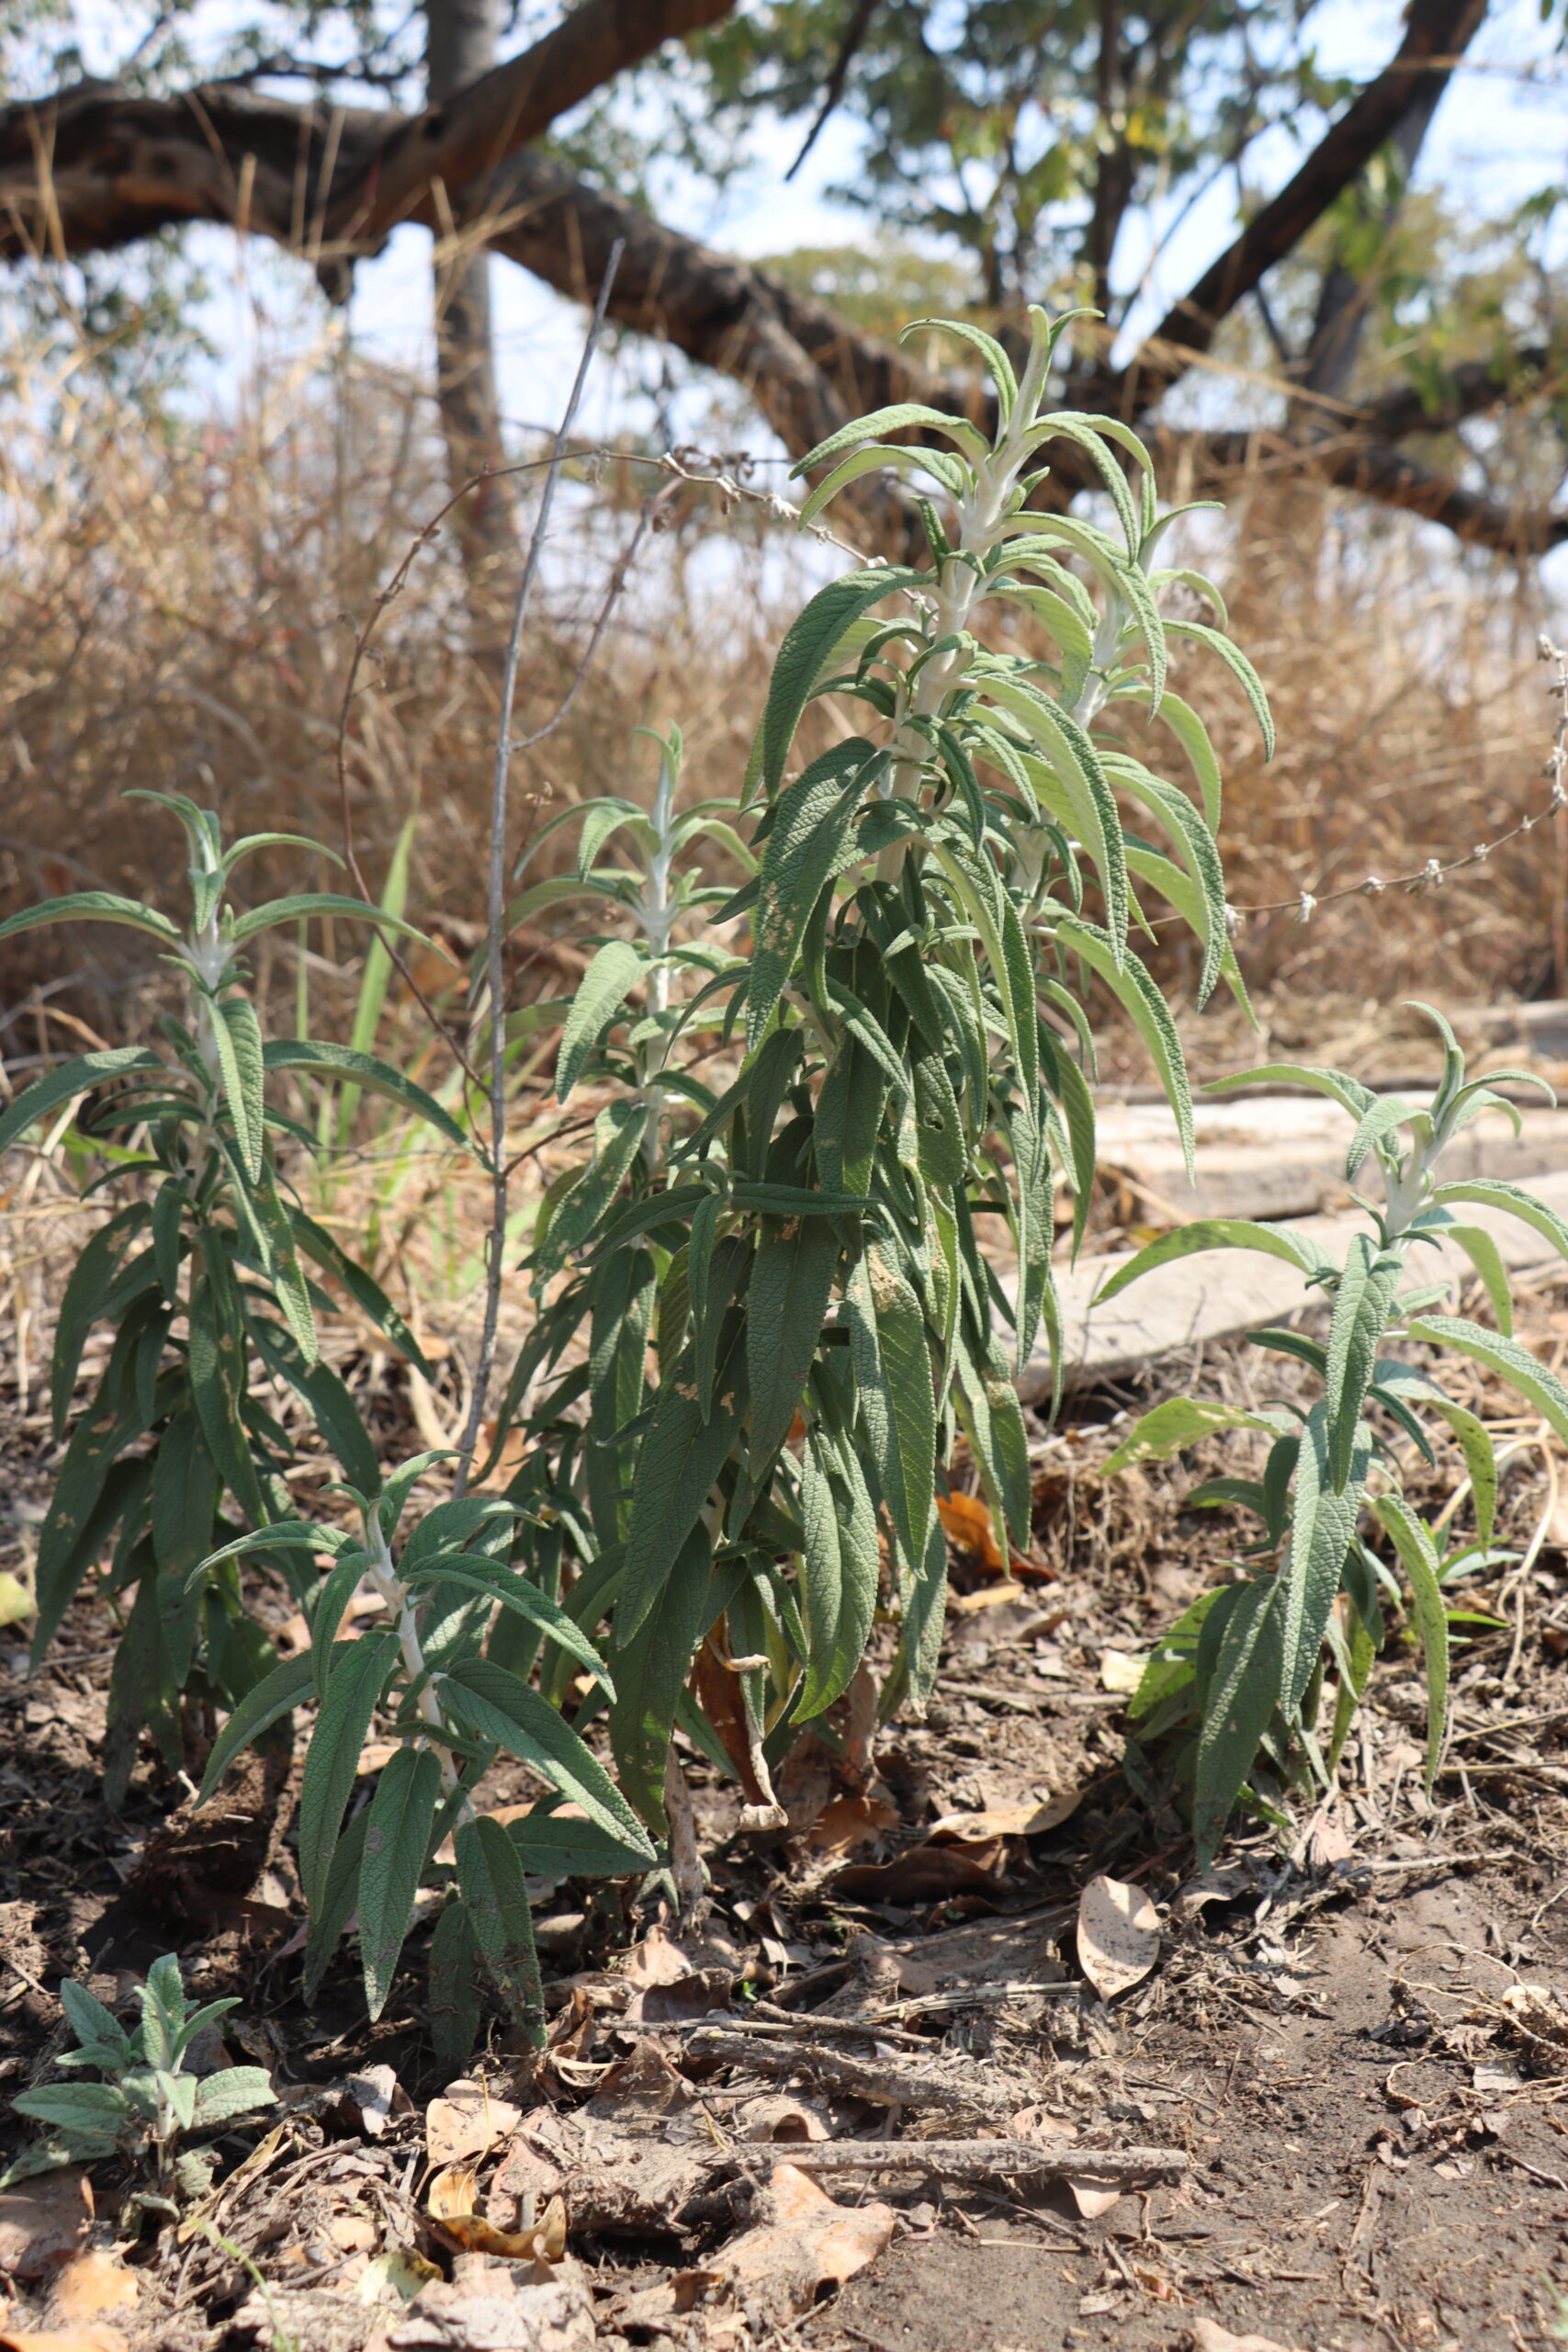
[0,328,779,1060]
[2,322,1562,1091]
[1182,469,1561,1017]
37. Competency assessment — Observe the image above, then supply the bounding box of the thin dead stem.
[453,239,626,1494]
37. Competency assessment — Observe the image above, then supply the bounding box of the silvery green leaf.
[13,2083,130,2134]
[1102,1396,1290,1475]
[555,939,648,1102]
[1193,1578,1284,1868]
[794,403,991,475]
[1407,1316,1568,1450]
[190,2065,278,2129]
[1164,619,1275,758]
[897,316,1017,417]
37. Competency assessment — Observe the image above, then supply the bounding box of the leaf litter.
[5,1316,1568,2343]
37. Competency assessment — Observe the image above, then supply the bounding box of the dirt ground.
[1,1297,1567,2352]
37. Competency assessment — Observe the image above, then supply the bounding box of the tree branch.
[1130,0,1488,407]
[0,0,736,273]
[348,0,737,248]
[2,0,1560,565]
[1184,424,1568,554]
[1357,344,1564,441]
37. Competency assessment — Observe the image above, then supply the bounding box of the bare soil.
[1,1306,1567,2351]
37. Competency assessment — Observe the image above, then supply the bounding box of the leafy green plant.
[192,1466,652,2056]
[1101,1006,1567,1860]
[0,794,469,1793]
[480,304,1269,1834]
[5,1954,276,2199]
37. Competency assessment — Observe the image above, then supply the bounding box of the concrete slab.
[1093,1098,1568,1226]
[1019,1166,1568,1400]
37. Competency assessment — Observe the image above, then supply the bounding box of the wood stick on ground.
[683,2028,1024,2122]
[715,2140,1190,2184]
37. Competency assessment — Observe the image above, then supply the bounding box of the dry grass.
[2,318,1562,1103]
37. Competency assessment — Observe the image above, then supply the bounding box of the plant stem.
[455,241,624,1497]
[363,1512,466,1805]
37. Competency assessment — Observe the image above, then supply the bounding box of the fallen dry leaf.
[424,2076,523,2165]
[1170,1864,1254,1921]
[347,2063,403,2137]
[709,2163,895,2319]
[927,1791,1084,1842]
[831,1844,1003,1902]
[937,1490,1005,1570]
[326,2212,378,2256]
[0,2174,92,2280]
[48,2254,136,2321]
[398,2270,595,2350]
[619,1923,693,1991]
[1077,1873,1160,1999]
[176,2122,288,2244]
[0,2329,125,2352]
[427,2161,567,2266]
[733,2095,830,2143]
[1190,2318,1297,2352]
[1066,2180,1122,2219]
[356,2247,438,2308]
[1099,1647,1145,1694]
[950,1580,1030,1613]
[801,1794,900,1855]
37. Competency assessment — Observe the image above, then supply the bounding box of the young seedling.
[1100,1006,1567,1860]
[5,1954,276,2203]
[0,795,471,1792]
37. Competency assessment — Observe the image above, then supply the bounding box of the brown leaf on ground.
[1190,2318,1299,2352]
[937,1490,1005,1570]
[1077,1872,1161,1999]
[425,2077,523,2165]
[390,2267,595,2350]
[732,2094,831,2143]
[800,1793,900,1855]
[426,2159,566,2266]
[0,2327,127,2352]
[618,1923,691,1991]
[706,2162,895,2319]
[831,1844,1003,1902]
[927,1790,1085,1842]
[1066,2179,1124,2219]
[0,2173,92,2280]
[1170,1864,1254,1921]
[48,2253,136,2320]
[486,2137,566,2233]
[348,2064,407,2138]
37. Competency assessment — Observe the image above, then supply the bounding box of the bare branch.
[1358,344,1564,441]
[1183,425,1568,554]
[1132,0,1488,405]
[351,0,737,248]
[454,242,625,1496]
[0,0,737,271]
[784,0,881,182]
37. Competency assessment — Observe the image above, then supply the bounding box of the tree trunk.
[425,0,514,607]
[1300,78,1446,410]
